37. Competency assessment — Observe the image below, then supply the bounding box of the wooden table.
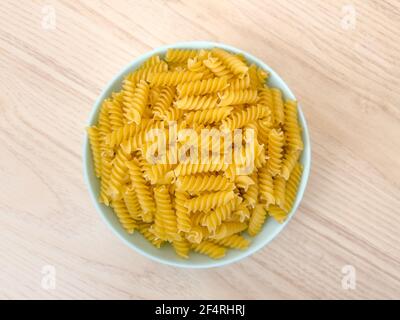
[1,0,399,299]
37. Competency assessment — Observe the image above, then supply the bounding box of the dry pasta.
[87,47,304,259]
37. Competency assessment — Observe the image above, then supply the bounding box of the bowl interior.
[83,41,311,268]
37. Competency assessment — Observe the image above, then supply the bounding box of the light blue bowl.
[83,41,311,268]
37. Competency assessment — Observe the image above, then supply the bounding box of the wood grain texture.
[0,0,399,299]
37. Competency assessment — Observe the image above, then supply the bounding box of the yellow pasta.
[220,104,269,130]
[267,128,285,176]
[185,190,235,212]
[185,106,233,124]
[148,71,203,87]
[177,76,229,97]
[152,87,175,120]
[211,48,249,76]
[175,174,233,193]
[203,54,234,79]
[165,49,197,63]
[201,199,237,233]
[248,204,268,236]
[187,56,214,79]
[191,241,226,259]
[174,191,192,233]
[122,80,150,125]
[213,234,250,250]
[108,148,131,200]
[153,185,179,241]
[126,158,156,219]
[284,100,304,152]
[87,126,102,178]
[175,95,218,110]
[172,238,191,259]
[111,200,138,234]
[87,48,305,259]
[218,89,258,106]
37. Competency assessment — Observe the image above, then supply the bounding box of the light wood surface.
[1,0,399,300]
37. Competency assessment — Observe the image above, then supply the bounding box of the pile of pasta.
[87,48,304,259]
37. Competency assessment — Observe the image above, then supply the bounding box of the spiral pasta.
[187,56,214,79]
[177,76,229,97]
[258,166,275,205]
[185,107,233,125]
[87,47,305,259]
[284,100,304,152]
[87,126,102,178]
[201,199,237,233]
[149,71,203,87]
[213,234,250,250]
[191,241,226,259]
[153,87,175,120]
[248,204,268,236]
[220,104,269,130]
[107,93,126,130]
[173,162,230,176]
[267,128,285,176]
[122,80,150,125]
[108,148,131,200]
[175,95,218,110]
[175,174,233,193]
[111,200,138,234]
[126,62,168,83]
[165,49,197,63]
[153,185,179,241]
[218,89,258,106]
[126,158,156,219]
[185,190,235,212]
[203,55,234,79]
[211,48,249,76]
[174,191,191,233]
[172,238,191,259]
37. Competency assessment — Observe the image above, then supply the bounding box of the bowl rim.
[83,41,311,268]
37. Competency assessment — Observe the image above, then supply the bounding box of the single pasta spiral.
[173,162,229,176]
[87,126,102,178]
[153,185,179,241]
[148,71,203,87]
[123,80,150,125]
[191,241,226,259]
[175,174,233,193]
[177,76,229,96]
[220,104,269,130]
[108,148,131,200]
[201,199,237,233]
[185,106,233,124]
[126,159,156,219]
[175,95,218,110]
[172,238,191,259]
[218,89,258,106]
[174,191,192,233]
[258,166,275,205]
[185,190,235,212]
[267,128,284,176]
[165,49,197,63]
[111,200,138,234]
[126,62,168,83]
[123,187,142,219]
[152,87,175,120]
[211,48,249,76]
[187,57,214,79]
[284,100,304,152]
[203,55,234,78]
[248,204,268,236]
[212,234,250,250]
